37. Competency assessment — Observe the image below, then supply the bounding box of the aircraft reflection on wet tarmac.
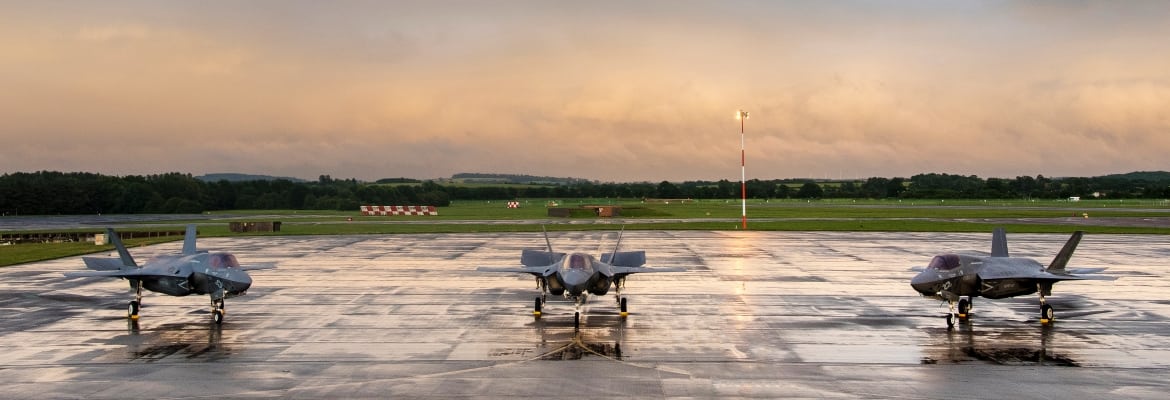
[2,230,1169,398]
[922,320,1077,366]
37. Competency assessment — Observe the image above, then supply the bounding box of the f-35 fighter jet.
[64,225,273,324]
[478,228,684,329]
[911,228,1112,328]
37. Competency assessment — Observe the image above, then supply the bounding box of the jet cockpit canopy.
[927,254,962,270]
[208,253,241,270]
[564,254,593,272]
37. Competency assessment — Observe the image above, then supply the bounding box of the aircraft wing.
[610,266,686,276]
[477,266,556,277]
[977,268,1114,282]
[63,269,160,279]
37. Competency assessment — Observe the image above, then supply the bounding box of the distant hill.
[196,173,307,183]
[375,177,422,184]
[450,173,590,185]
[1097,171,1170,182]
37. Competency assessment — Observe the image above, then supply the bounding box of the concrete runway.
[2,231,1168,398]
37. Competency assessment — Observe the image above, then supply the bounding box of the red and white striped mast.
[736,109,749,230]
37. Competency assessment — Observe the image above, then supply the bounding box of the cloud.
[2,2,1169,181]
[76,24,150,42]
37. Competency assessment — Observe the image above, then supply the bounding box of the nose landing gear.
[211,298,226,325]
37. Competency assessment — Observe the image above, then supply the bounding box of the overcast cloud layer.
[2,1,1168,182]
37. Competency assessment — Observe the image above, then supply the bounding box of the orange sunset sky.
[2,1,1168,182]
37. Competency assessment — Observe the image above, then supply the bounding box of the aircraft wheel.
[533,297,542,317]
[946,313,954,329]
[958,298,971,318]
[1040,304,1054,324]
[619,297,628,317]
[574,312,580,330]
[128,301,140,319]
[212,309,224,325]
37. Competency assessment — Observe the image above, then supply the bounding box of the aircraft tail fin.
[541,225,554,253]
[990,227,1009,257]
[105,228,138,267]
[607,225,626,264]
[181,224,197,255]
[1047,231,1083,272]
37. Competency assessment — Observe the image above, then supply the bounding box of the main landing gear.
[1038,284,1054,325]
[534,297,543,318]
[128,280,143,320]
[945,296,974,330]
[958,297,972,319]
[615,278,628,318]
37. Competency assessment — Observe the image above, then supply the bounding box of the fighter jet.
[911,228,1112,328]
[477,228,684,329]
[64,225,273,324]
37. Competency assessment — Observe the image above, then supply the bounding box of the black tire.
[128,300,139,318]
[213,309,224,325]
[958,299,971,317]
[620,297,628,314]
[574,312,580,330]
[534,297,542,313]
[1041,304,1054,323]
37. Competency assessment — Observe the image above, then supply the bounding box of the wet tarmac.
[2,231,1168,398]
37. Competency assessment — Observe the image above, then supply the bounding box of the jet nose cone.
[910,271,930,285]
[234,272,253,292]
[909,272,939,295]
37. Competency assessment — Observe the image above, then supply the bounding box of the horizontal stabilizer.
[1068,274,1117,281]
[521,250,563,267]
[1065,267,1107,275]
[602,251,646,267]
[476,266,554,276]
[82,257,128,271]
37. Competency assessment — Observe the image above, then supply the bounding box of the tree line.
[1,171,1166,215]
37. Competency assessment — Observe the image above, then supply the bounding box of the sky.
[1,1,1168,182]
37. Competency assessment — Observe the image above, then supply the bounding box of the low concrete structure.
[228,221,281,232]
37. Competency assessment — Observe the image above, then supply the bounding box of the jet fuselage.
[910,254,1050,300]
[548,253,612,297]
[135,252,253,298]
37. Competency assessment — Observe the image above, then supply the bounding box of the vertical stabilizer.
[182,224,198,255]
[990,227,1009,257]
[541,225,554,253]
[1047,231,1083,272]
[105,228,138,267]
[608,226,626,263]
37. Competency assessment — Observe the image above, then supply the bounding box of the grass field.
[3,198,1168,267]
